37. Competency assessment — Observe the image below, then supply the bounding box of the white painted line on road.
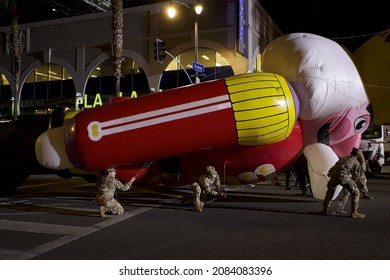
[0,207,153,260]
[0,220,86,235]
[0,248,35,260]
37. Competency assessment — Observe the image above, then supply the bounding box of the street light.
[168,0,203,83]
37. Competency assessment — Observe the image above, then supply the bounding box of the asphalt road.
[0,174,389,260]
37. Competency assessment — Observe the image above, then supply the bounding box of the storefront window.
[20,64,75,115]
[0,73,11,117]
[85,57,149,103]
[162,48,233,90]
[253,53,262,72]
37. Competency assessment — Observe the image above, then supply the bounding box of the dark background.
[258,0,389,52]
[0,0,388,52]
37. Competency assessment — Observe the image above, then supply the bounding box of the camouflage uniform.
[190,166,225,212]
[338,150,372,212]
[321,154,365,218]
[96,172,134,217]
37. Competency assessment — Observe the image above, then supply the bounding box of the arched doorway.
[84,56,149,108]
[0,73,12,117]
[20,63,75,115]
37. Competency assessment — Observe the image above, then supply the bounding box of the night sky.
[258,0,389,52]
[1,0,388,53]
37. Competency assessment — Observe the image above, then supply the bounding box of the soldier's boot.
[193,203,203,212]
[351,211,366,218]
[320,195,333,216]
[351,199,365,218]
[99,206,107,217]
[192,201,204,212]
[192,192,203,212]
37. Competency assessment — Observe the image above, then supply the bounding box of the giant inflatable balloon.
[36,72,303,185]
[303,143,340,199]
[262,33,372,199]
[352,28,390,125]
[36,33,371,201]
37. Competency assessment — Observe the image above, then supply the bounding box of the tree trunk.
[111,0,123,97]
[10,1,21,119]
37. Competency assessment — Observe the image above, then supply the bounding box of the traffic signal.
[153,38,166,64]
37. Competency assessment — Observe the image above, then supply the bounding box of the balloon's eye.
[355,117,368,133]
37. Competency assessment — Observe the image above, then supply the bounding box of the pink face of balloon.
[262,33,373,158]
[300,103,372,157]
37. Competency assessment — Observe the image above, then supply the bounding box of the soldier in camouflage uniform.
[337,149,373,213]
[320,148,366,218]
[190,166,226,212]
[96,168,135,217]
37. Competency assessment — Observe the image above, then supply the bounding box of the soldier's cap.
[206,165,217,175]
[106,167,116,172]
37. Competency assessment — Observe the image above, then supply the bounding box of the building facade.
[0,0,281,116]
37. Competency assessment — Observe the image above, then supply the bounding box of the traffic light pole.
[194,14,199,84]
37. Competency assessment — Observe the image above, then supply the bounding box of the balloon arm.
[35,127,74,170]
[304,143,339,200]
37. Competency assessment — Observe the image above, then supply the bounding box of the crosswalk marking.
[0,206,152,260]
[0,220,86,235]
[0,248,35,260]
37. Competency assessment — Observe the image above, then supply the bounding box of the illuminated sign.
[76,91,139,110]
[84,94,103,108]
[238,0,245,55]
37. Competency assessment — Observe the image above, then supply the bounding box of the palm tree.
[0,0,21,119]
[111,0,123,97]
[10,0,21,119]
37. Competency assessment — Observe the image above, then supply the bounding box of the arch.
[20,57,77,100]
[84,52,110,88]
[0,66,13,88]
[82,49,150,97]
[249,45,262,73]
[201,39,241,74]
[84,49,150,82]
[1,58,77,116]
[19,60,76,115]
[168,39,237,72]
[123,49,150,75]
[0,66,13,116]
[160,40,235,89]
[82,49,150,105]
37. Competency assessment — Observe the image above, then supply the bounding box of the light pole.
[168,0,203,84]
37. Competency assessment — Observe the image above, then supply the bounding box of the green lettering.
[93,93,103,107]
[84,94,92,108]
